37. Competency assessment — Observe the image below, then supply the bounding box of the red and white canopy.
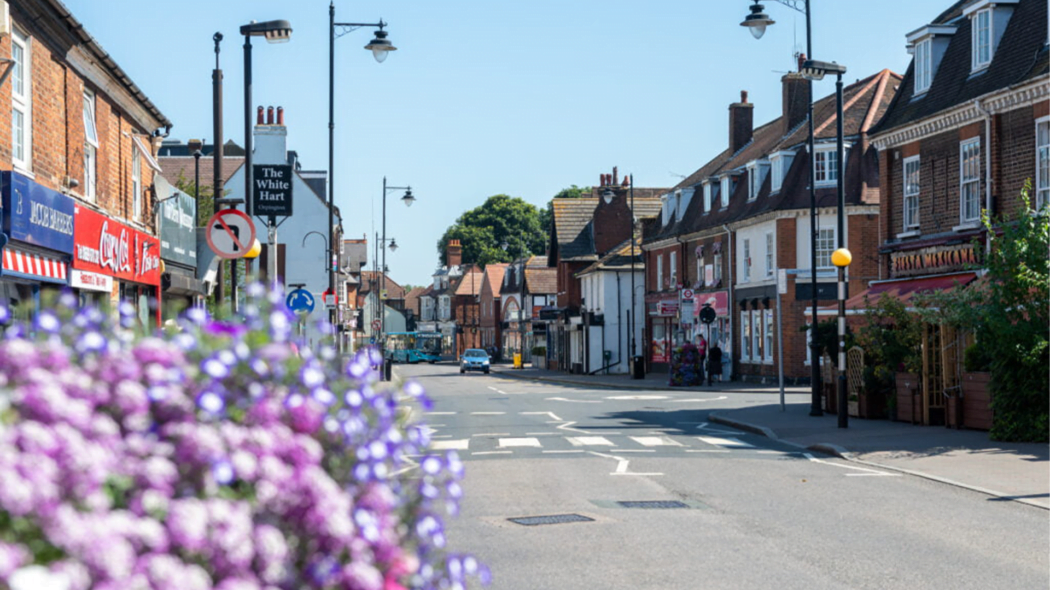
[2,247,69,283]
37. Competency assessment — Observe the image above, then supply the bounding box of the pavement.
[488,363,1050,510]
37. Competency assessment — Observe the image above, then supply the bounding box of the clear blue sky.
[64,0,946,288]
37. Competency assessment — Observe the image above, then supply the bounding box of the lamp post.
[742,0,823,417]
[212,33,225,307]
[801,58,849,428]
[602,178,642,378]
[239,19,292,311]
[380,177,414,352]
[329,3,397,340]
[502,240,528,367]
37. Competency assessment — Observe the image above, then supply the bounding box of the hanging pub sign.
[252,164,293,217]
[1,171,75,254]
[73,205,161,285]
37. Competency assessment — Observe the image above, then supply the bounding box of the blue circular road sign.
[286,288,315,314]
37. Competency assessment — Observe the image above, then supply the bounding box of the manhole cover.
[616,501,690,509]
[507,514,595,526]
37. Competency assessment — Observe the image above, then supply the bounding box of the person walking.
[706,342,722,386]
[695,334,708,383]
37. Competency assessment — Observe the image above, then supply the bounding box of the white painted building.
[576,238,645,374]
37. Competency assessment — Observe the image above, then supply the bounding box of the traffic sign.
[699,304,717,324]
[681,288,694,300]
[323,288,337,307]
[777,268,788,295]
[371,319,381,332]
[286,288,315,314]
[206,209,256,260]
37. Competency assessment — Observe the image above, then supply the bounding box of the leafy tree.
[437,195,546,266]
[914,183,1049,442]
[540,185,591,235]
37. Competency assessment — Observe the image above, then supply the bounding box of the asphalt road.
[398,363,1049,590]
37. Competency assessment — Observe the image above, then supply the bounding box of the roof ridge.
[812,71,886,136]
[861,69,895,133]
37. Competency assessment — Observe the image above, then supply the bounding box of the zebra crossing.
[430,433,767,456]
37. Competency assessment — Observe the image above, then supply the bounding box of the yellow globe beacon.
[244,239,263,259]
[831,248,852,268]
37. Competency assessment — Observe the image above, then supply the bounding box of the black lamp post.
[380,177,414,352]
[602,179,642,378]
[212,33,225,307]
[502,240,528,367]
[742,0,823,417]
[239,19,292,311]
[329,2,397,342]
[802,58,849,428]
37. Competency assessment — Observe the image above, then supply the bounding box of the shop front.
[647,297,679,373]
[157,180,203,317]
[73,204,162,329]
[693,289,732,381]
[1,171,75,319]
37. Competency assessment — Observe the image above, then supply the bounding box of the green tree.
[540,185,591,235]
[438,195,546,266]
[915,183,1049,442]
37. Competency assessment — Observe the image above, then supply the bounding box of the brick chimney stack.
[447,239,463,268]
[729,90,754,153]
[781,54,812,134]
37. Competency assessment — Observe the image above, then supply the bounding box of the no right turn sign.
[206,209,256,259]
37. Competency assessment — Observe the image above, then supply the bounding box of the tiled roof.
[577,236,643,276]
[404,286,427,314]
[482,264,508,298]
[525,267,558,294]
[158,157,244,194]
[358,272,405,299]
[552,197,663,261]
[453,266,485,296]
[645,69,901,244]
[872,0,1048,135]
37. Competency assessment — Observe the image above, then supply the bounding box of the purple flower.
[211,458,236,485]
[197,391,225,415]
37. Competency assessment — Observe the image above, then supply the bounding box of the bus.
[385,332,443,364]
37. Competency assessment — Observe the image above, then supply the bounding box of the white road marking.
[546,397,602,404]
[556,421,621,435]
[472,433,511,437]
[618,449,656,453]
[472,451,513,456]
[670,396,729,403]
[471,411,506,415]
[566,436,616,447]
[430,435,452,439]
[525,432,558,436]
[685,450,731,453]
[605,394,669,401]
[499,437,542,448]
[429,412,457,416]
[630,436,683,447]
[431,439,469,450]
[543,450,585,454]
[521,411,563,421]
[697,436,754,448]
[587,450,663,476]
[803,453,900,476]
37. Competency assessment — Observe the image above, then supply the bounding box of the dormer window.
[814,145,849,186]
[746,160,769,201]
[703,181,712,213]
[914,38,932,94]
[972,8,992,70]
[720,176,733,208]
[769,150,794,193]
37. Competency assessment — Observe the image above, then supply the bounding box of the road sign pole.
[268,216,278,289]
[777,268,787,411]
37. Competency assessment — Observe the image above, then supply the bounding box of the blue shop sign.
[1,171,75,255]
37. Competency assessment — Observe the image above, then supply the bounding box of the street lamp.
[742,0,823,417]
[380,177,413,359]
[502,240,528,368]
[329,2,396,342]
[603,179,642,379]
[240,18,293,308]
[802,58,849,428]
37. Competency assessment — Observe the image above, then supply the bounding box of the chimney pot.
[613,166,618,186]
[741,90,748,103]
[267,106,274,125]
[256,106,264,125]
[277,106,284,126]
[797,53,806,72]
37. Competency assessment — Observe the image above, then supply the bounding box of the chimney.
[254,104,288,164]
[447,239,463,268]
[256,106,264,125]
[782,54,811,134]
[729,90,754,153]
[277,106,284,126]
[612,166,618,186]
[266,106,275,125]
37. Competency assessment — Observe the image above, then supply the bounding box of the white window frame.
[132,145,143,221]
[971,8,992,71]
[713,253,723,283]
[747,163,759,201]
[720,176,731,208]
[903,156,921,230]
[914,38,932,94]
[1036,117,1049,211]
[83,91,99,202]
[11,28,31,171]
[669,250,677,288]
[816,228,836,269]
[742,239,751,283]
[656,254,664,291]
[770,154,783,193]
[703,182,712,213]
[765,232,775,278]
[751,310,763,362]
[764,309,774,363]
[960,138,982,223]
[814,147,839,186]
[741,311,751,362]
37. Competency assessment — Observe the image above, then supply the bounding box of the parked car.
[460,349,491,374]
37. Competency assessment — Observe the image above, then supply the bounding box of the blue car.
[460,349,491,374]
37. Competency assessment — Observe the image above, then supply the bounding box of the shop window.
[960,138,981,223]
[740,311,751,361]
[11,28,31,171]
[764,309,774,362]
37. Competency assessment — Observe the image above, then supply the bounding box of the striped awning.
[2,247,70,284]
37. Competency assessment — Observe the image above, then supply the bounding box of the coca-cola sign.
[73,205,161,285]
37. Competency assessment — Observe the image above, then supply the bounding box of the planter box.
[847,400,859,417]
[895,373,921,424]
[859,391,888,420]
[961,371,993,431]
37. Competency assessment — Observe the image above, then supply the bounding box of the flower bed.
[0,288,488,590]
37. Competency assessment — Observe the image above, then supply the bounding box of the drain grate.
[616,500,690,509]
[507,514,595,526]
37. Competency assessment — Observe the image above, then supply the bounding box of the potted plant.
[855,294,922,423]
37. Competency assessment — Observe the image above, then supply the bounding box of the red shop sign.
[73,205,161,285]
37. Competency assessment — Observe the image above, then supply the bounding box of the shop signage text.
[2,171,75,254]
[252,165,293,217]
[73,206,161,285]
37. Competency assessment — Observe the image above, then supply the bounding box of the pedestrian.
[695,334,708,383]
[706,342,722,386]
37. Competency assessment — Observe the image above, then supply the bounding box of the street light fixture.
[329,2,396,344]
[743,0,824,418]
[379,177,413,368]
[601,179,642,378]
[401,188,416,207]
[389,238,398,252]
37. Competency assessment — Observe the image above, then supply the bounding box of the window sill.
[12,165,34,180]
[952,221,982,232]
[896,230,921,239]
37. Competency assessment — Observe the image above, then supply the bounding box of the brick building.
[1,0,171,327]
[478,263,507,356]
[863,0,1048,424]
[642,64,901,382]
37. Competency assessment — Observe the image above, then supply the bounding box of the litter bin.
[631,355,645,380]
[513,353,523,369]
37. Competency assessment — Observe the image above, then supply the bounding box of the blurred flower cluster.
[0,287,489,590]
